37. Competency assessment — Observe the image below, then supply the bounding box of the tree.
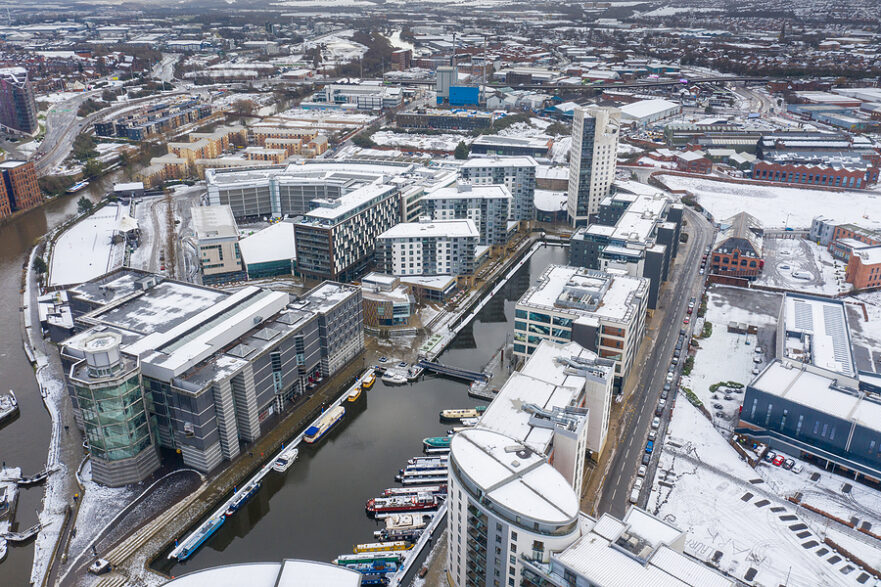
[82,159,104,179]
[72,133,98,162]
[232,99,257,117]
[454,141,470,160]
[77,196,94,215]
[31,256,47,274]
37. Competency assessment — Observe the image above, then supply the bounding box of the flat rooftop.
[301,182,398,223]
[782,294,855,377]
[426,183,512,201]
[461,155,538,169]
[192,205,239,241]
[379,219,479,240]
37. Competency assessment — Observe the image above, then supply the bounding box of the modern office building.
[423,182,512,247]
[460,156,537,222]
[294,182,401,282]
[479,340,615,482]
[360,273,414,330]
[59,269,363,486]
[192,205,246,285]
[238,221,297,280]
[570,184,682,309]
[521,507,735,587]
[0,159,41,218]
[376,218,485,277]
[0,67,38,134]
[567,106,620,226]
[447,428,582,587]
[396,109,493,131]
[470,135,553,158]
[514,266,648,386]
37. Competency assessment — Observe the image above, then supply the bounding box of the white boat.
[66,180,90,194]
[0,391,18,427]
[384,513,432,531]
[382,373,408,385]
[272,445,299,473]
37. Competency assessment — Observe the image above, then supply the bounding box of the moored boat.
[422,436,451,453]
[366,493,439,516]
[373,528,423,543]
[381,373,407,385]
[361,370,376,390]
[400,475,447,486]
[340,560,398,574]
[334,551,405,566]
[0,390,18,428]
[381,484,446,497]
[347,386,362,402]
[384,513,432,531]
[174,516,225,560]
[225,481,261,517]
[66,180,90,194]
[395,467,447,482]
[272,445,299,473]
[354,540,413,553]
[304,405,345,444]
[439,406,486,422]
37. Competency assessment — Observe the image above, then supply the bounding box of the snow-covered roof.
[164,559,361,587]
[619,99,680,121]
[192,205,239,241]
[378,219,478,240]
[302,182,398,222]
[425,183,512,201]
[239,222,296,266]
[782,294,855,377]
[461,155,538,169]
[450,428,579,525]
[534,189,567,213]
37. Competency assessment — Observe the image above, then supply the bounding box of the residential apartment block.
[0,67,38,133]
[514,265,648,385]
[375,218,485,277]
[59,269,363,486]
[460,156,537,222]
[422,182,513,247]
[0,159,41,219]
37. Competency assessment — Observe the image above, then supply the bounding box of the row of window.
[756,167,863,188]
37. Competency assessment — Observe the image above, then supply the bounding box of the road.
[33,92,97,175]
[152,54,178,83]
[597,206,715,518]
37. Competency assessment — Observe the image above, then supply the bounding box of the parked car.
[713,403,724,410]
[89,560,112,576]
[674,349,681,358]
[792,462,804,474]
[660,389,669,400]
[687,307,693,315]
[645,440,654,453]
[665,372,674,383]
[753,355,763,363]
[680,328,687,336]
[629,487,641,504]
[633,477,644,491]
[642,453,651,465]
[648,430,657,441]
[638,465,647,477]
[764,451,777,463]
[683,317,690,324]
[783,458,795,470]
[663,383,671,392]
[752,365,761,375]
[755,346,763,354]
[772,455,785,467]
[671,356,679,365]
[651,416,661,429]
[379,357,388,363]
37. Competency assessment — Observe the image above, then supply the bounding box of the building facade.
[710,212,763,280]
[567,107,620,226]
[514,266,648,386]
[0,67,38,134]
[460,156,537,223]
[423,182,512,247]
[0,160,41,218]
[192,205,246,285]
[376,219,483,277]
[60,270,363,486]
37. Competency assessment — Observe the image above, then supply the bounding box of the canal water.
[0,174,119,585]
[158,244,568,576]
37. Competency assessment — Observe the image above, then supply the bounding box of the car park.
[638,465,647,477]
[651,417,660,429]
[772,455,785,467]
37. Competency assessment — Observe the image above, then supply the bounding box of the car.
[687,307,693,314]
[633,477,644,490]
[683,317,690,324]
[783,458,795,470]
[671,356,679,365]
[663,383,671,392]
[724,394,733,401]
[651,417,660,429]
[378,357,388,363]
[648,430,657,441]
[89,560,112,575]
[752,365,761,375]
[689,297,697,306]
[772,455,785,467]
[642,453,651,465]
[655,404,664,416]
[637,465,647,477]
[645,441,654,454]
[665,372,674,383]
[660,389,668,400]
[674,349,681,357]
[753,355,763,363]
[764,451,777,463]
[755,346,763,354]
[792,462,804,474]
[699,268,705,274]
[680,328,687,336]
[629,487,641,504]
[668,363,676,373]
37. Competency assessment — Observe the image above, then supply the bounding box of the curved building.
[447,428,581,587]
[163,558,362,586]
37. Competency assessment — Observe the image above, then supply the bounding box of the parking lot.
[757,237,849,296]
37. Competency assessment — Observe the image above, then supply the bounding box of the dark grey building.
[0,67,38,134]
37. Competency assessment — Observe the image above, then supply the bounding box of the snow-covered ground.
[851,291,881,351]
[49,204,126,287]
[659,175,881,229]
[756,238,851,296]
[371,130,469,152]
[68,461,138,557]
[36,92,83,104]
[680,287,780,433]
[649,399,880,587]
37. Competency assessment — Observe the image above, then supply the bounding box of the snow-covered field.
[756,238,851,296]
[372,130,469,152]
[649,400,879,587]
[49,204,125,287]
[660,175,881,229]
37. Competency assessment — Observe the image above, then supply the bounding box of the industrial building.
[59,269,363,486]
[710,212,764,280]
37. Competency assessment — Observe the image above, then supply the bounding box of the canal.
[0,174,120,584]
[157,244,568,577]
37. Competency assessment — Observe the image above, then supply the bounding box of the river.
[0,174,119,585]
[157,244,568,577]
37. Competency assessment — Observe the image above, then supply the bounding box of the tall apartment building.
[447,428,582,587]
[0,160,41,218]
[59,269,363,486]
[376,218,484,277]
[460,156,537,222]
[192,205,246,285]
[0,67,38,134]
[422,182,512,247]
[295,182,401,282]
[570,184,683,309]
[567,106,620,226]
[514,265,648,386]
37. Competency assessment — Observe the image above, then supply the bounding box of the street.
[596,206,715,518]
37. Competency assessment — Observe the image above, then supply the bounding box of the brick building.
[845,246,881,290]
[710,212,763,280]
[0,160,41,219]
[752,161,871,189]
